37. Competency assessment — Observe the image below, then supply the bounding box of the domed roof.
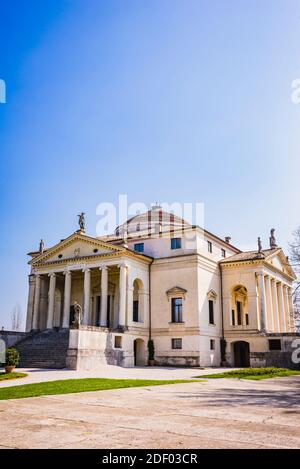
[116,204,191,237]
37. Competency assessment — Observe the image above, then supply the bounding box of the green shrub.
[5,348,20,367]
[225,367,290,376]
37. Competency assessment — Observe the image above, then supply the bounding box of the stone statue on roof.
[78,212,85,232]
[258,237,262,253]
[39,239,44,254]
[269,228,278,249]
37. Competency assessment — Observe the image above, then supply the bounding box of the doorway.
[233,341,250,367]
[133,338,146,366]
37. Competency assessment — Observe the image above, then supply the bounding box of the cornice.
[220,258,295,282]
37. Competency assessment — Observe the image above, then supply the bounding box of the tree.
[289,226,300,331]
[11,304,23,331]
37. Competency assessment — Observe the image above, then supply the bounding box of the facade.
[23,206,298,369]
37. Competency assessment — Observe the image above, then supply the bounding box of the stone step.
[15,329,69,369]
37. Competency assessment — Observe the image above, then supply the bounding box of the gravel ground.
[0,371,299,449]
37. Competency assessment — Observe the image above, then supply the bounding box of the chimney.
[225,236,231,244]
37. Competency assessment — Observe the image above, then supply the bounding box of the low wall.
[0,331,28,348]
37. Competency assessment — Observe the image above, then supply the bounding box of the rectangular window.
[133,300,139,322]
[171,237,181,249]
[221,248,226,258]
[172,338,182,349]
[207,241,212,253]
[171,297,183,323]
[114,336,122,349]
[245,313,249,326]
[237,301,242,325]
[209,300,215,324]
[269,339,281,351]
[210,339,215,350]
[232,309,235,326]
[134,243,144,253]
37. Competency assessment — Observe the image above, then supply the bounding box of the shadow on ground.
[177,383,300,409]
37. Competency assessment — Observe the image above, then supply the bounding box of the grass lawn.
[195,367,300,380]
[0,378,197,400]
[0,372,27,382]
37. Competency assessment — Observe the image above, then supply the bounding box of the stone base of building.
[225,333,300,369]
[155,355,200,367]
[66,326,148,369]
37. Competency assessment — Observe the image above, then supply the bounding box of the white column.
[100,266,108,326]
[62,271,72,328]
[283,286,289,332]
[118,263,127,327]
[288,287,295,332]
[32,274,41,330]
[83,268,91,325]
[266,276,275,331]
[26,275,36,332]
[278,283,286,332]
[47,273,56,329]
[257,272,267,331]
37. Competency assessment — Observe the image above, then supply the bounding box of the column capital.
[64,270,71,276]
[34,273,41,279]
[48,272,56,278]
[118,262,128,269]
[82,267,91,273]
[99,265,108,271]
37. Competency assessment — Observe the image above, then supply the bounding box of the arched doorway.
[133,338,146,366]
[233,341,250,367]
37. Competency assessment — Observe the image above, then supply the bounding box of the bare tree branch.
[10,304,23,331]
[290,227,300,331]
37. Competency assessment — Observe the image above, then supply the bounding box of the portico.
[26,231,151,335]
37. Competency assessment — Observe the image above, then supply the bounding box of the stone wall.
[66,326,146,369]
[0,331,28,348]
[155,355,200,367]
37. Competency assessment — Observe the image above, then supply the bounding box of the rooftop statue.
[39,238,44,254]
[269,228,278,249]
[78,212,85,232]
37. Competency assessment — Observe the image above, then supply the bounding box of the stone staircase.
[16,329,70,369]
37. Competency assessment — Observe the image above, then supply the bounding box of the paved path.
[0,372,300,449]
[0,366,229,387]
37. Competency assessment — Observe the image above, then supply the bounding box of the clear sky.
[1,0,300,329]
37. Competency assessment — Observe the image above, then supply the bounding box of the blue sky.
[1,0,300,329]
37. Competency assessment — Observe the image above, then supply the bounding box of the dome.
[115,205,191,237]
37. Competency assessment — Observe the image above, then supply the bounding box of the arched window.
[207,290,217,325]
[133,279,144,322]
[231,286,248,326]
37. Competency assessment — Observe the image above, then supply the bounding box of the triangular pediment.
[265,249,296,279]
[166,285,187,299]
[29,232,125,265]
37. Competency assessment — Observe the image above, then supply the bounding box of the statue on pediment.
[78,212,85,232]
[39,239,44,254]
[269,228,278,249]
